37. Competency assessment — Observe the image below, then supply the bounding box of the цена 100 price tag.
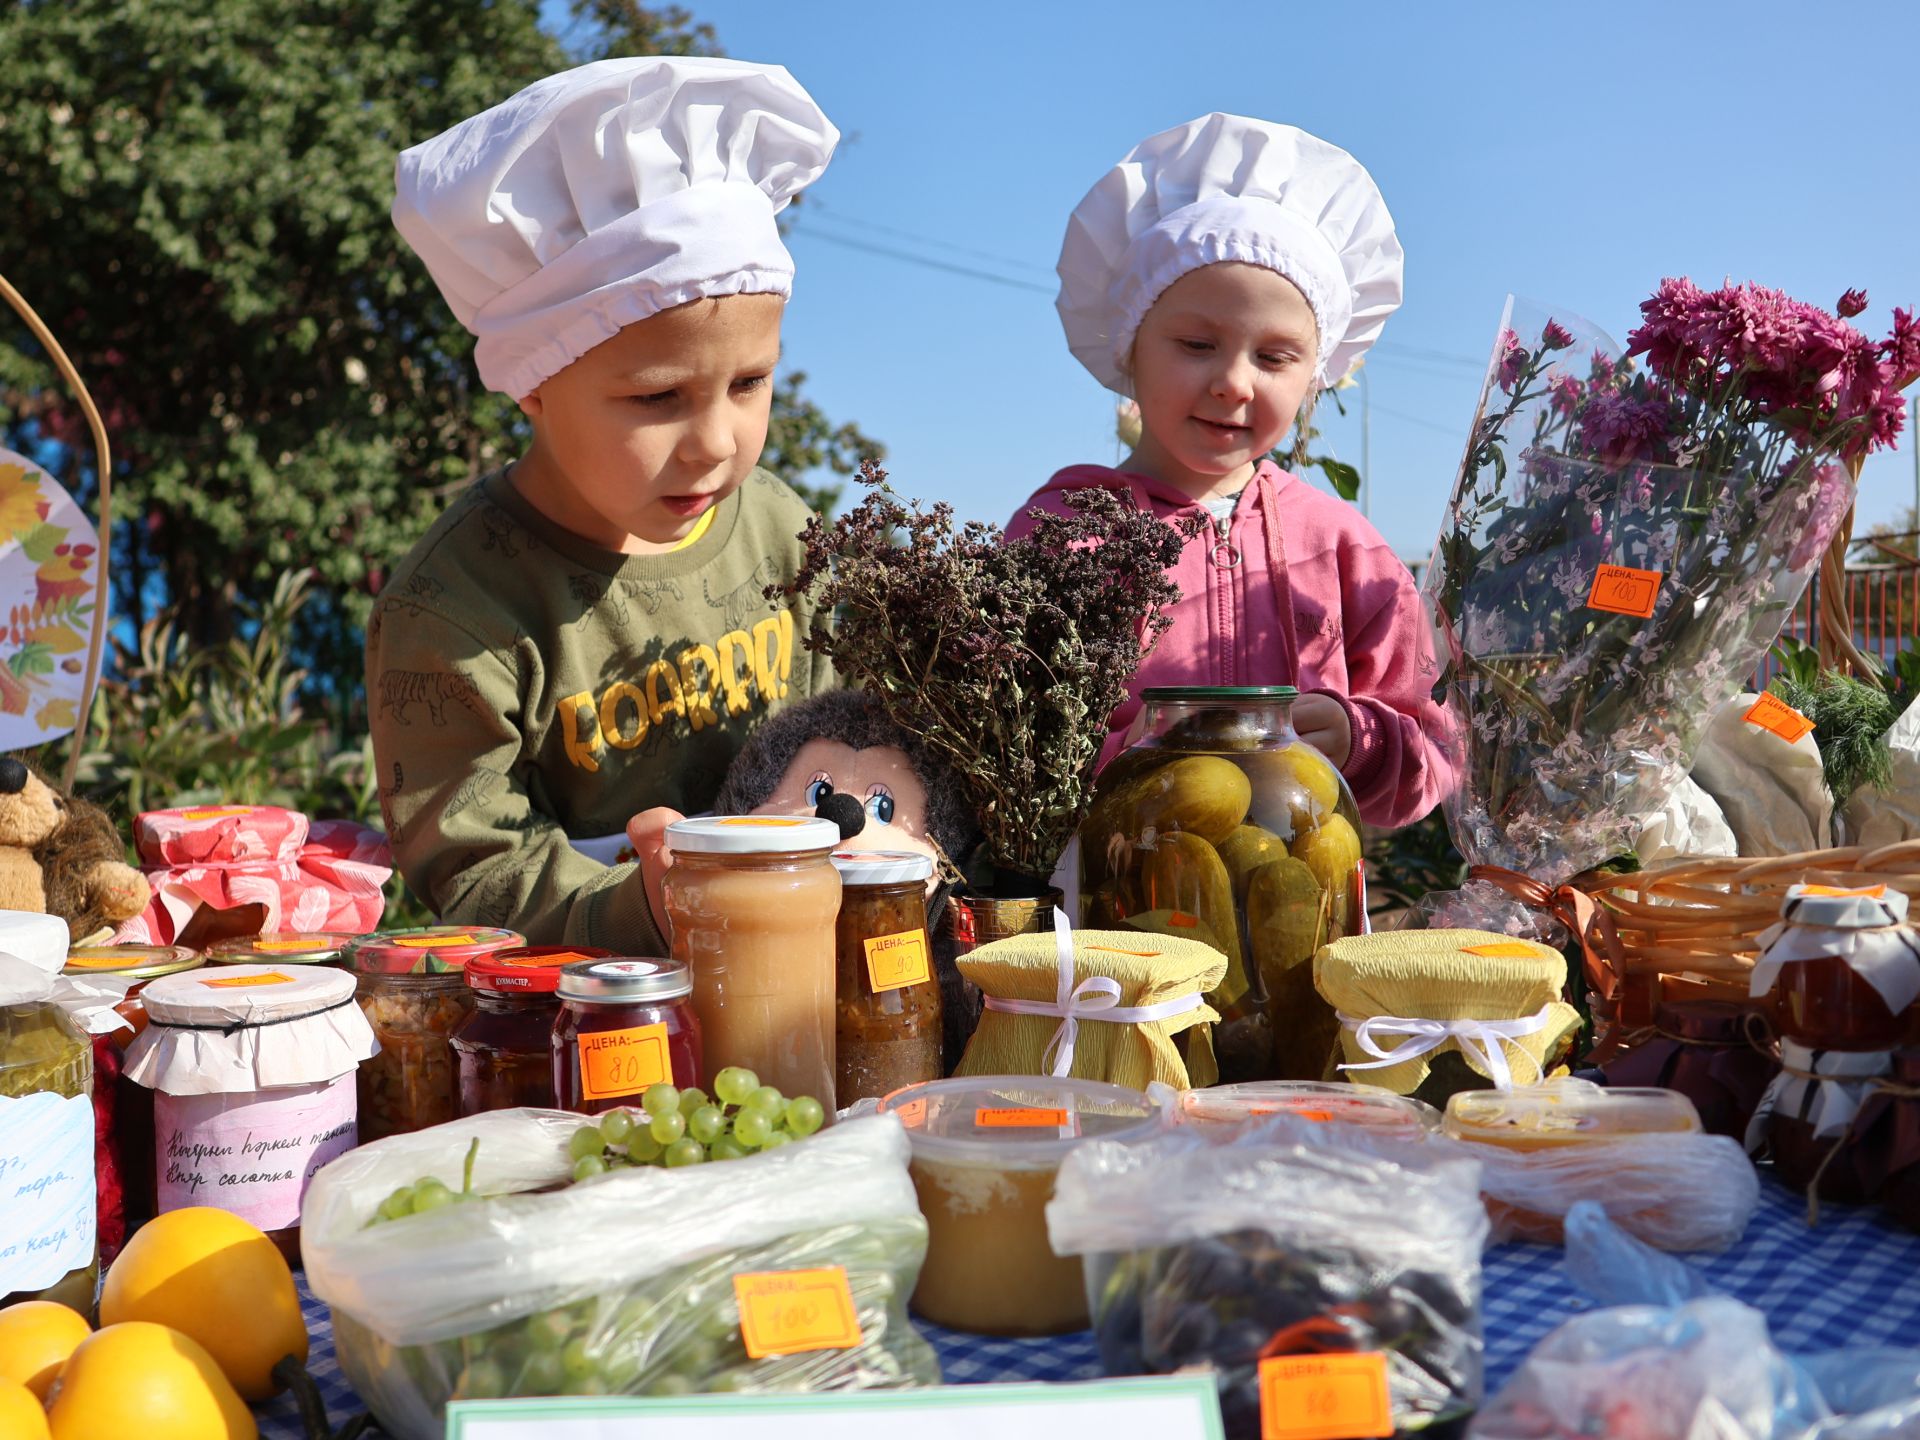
[732,1267,862,1358]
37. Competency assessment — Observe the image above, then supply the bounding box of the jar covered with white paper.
[124,963,377,1266]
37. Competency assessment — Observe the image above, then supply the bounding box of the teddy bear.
[0,754,149,941]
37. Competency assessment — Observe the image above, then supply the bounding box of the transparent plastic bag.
[303,1111,937,1440]
[1048,1117,1488,1440]
[1562,1200,1717,1308]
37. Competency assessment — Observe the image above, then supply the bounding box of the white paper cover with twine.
[124,964,376,1095]
[1748,884,1920,1019]
[1745,1039,1891,1148]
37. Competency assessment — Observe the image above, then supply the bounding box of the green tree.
[0,0,878,725]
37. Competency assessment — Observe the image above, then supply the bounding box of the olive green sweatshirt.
[365,466,835,953]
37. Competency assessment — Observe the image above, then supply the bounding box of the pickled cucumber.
[1292,813,1363,894]
[1216,824,1289,903]
[1118,907,1225,953]
[1137,832,1247,1010]
[1246,858,1340,1081]
[1243,744,1342,839]
[1081,757,1253,885]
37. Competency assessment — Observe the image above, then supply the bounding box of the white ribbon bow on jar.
[980,907,1205,1077]
[1335,1004,1554,1090]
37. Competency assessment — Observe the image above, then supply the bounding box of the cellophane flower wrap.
[1423,284,1920,937]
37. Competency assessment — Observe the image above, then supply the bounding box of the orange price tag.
[1168,912,1201,929]
[716,817,813,827]
[395,933,478,948]
[1087,945,1159,958]
[1260,1353,1393,1440]
[179,806,253,821]
[891,1098,928,1128]
[732,1267,862,1358]
[1585,564,1664,618]
[577,1023,673,1101]
[252,938,326,953]
[1246,1105,1337,1122]
[864,930,931,992]
[1744,693,1816,744]
[976,1107,1071,1128]
[201,971,296,989]
[1462,941,1540,958]
[1802,883,1889,898]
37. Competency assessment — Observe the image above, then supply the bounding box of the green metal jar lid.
[1141,686,1298,702]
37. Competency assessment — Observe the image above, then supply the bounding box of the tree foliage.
[0,0,877,722]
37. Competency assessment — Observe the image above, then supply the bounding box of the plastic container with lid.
[125,964,376,1267]
[451,947,609,1116]
[664,816,841,1109]
[0,914,97,1311]
[553,958,703,1114]
[876,1074,1160,1335]
[1444,1078,1702,1150]
[349,927,523,1141]
[206,932,358,968]
[1749,884,1920,1051]
[1176,1079,1440,1135]
[1600,975,1779,1142]
[832,850,942,1108]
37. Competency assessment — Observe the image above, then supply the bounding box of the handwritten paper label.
[0,1091,94,1294]
[578,1023,673,1101]
[1586,564,1664,618]
[1260,1353,1393,1440]
[201,970,297,988]
[396,933,479,948]
[976,1107,1071,1129]
[156,1076,356,1231]
[1462,942,1540,958]
[864,931,931,992]
[1744,693,1816,744]
[733,1267,862,1358]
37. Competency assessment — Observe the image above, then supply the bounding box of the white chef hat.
[1057,114,1403,394]
[393,56,838,399]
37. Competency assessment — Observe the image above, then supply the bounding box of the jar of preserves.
[124,965,375,1268]
[832,850,942,1108]
[205,932,357,969]
[553,959,702,1114]
[1757,1040,1894,1205]
[1877,1048,1920,1233]
[1749,884,1920,1050]
[0,937,98,1312]
[1076,686,1363,1084]
[1601,977,1779,1142]
[663,817,840,1107]
[348,927,523,1141]
[452,947,609,1116]
[59,944,202,1261]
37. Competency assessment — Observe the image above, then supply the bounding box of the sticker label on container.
[253,938,330,953]
[1461,941,1539,958]
[1247,1105,1336,1122]
[395,933,479,948]
[1801,883,1889,898]
[717,817,814,827]
[864,930,931,991]
[976,1107,1071,1128]
[1259,1353,1393,1440]
[0,1090,95,1295]
[201,971,297,989]
[156,1077,356,1232]
[1585,564,1664,618]
[578,1023,673,1101]
[733,1267,862,1358]
[1087,945,1159,959]
[1167,912,1200,929]
[891,1098,928,1128]
[180,806,254,820]
[1745,693,1815,744]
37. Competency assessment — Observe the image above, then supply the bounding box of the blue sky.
[560,0,1920,560]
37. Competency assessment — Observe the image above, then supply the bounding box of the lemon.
[0,1300,90,1400]
[47,1322,254,1440]
[0,1376,50,1439]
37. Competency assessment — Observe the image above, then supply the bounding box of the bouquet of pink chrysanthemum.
[1423,282,1919,922]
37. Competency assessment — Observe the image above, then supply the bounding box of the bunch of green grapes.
[370,1138,483,1225]
[567,1068,827,1180]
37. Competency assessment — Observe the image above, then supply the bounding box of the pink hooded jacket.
[1007,459,1454,829]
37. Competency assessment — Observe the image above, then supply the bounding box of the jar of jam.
[452,947,610,1116]
[1601,977,1779,1142]
[60,944,202,1261]
[348,927,523,1141]
[553,959,702,1114]
[1878,1048,1920,1232]
[1755,1039,1892,1204]
[663,817,841,1107]
[1749,884,1920,1050]
[125,965,376,1268]
[831,850,942,1107]
[205,932,357,969]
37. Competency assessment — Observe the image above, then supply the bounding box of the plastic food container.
[206,932,358,968]
[552,958,703,1114]
[1177,1080,1440,1135]
[1444,1079,1701,1150]
[832,850,941,1108]
[349,927,523,1141]
[451,947,609,1117]
[876,1075,1159,1335]
[664,817,841,1107]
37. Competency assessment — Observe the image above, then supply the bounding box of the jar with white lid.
[832,849,942,1107]
[125,963,377,1267]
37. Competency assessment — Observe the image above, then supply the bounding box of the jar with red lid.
[1749,884,1920,1050]
[348,927,523,1140]
[553,959,702,1115]
[452,946,610,1116]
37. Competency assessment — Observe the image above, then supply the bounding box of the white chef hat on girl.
[1057,113,1403,395]
[393,56,838,399]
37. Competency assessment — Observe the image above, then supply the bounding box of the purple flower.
[1575,390,1678,466]
[1546,370,1584,417]
[1838,289,1869,319]
[1541,319,1575,351]
[1882,307,1920,389]
[1589,351,1617,384]
[1495,329,1528,392]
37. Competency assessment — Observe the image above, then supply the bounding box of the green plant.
[1363,810,1467,920]
[1767,634,1914,804]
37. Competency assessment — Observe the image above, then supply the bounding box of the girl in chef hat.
[1008,115,1453,828]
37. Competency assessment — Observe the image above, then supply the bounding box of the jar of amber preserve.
[1749,884,1920,1051]
[452,946,609,1116]
[832,850,942,1107]
[553,959,702,1114]
[663,817,841,1108]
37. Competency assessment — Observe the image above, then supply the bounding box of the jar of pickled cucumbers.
[1077,686,1363,1085]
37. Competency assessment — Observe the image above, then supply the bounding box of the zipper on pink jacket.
[1210,505,1237,685]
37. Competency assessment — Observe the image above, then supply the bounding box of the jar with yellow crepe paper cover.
[1076,686,1363,1085]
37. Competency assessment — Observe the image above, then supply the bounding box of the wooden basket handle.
[0,272,113,793]
[1816,455,1881,684]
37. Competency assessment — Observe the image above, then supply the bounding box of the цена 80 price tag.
[732,1267,863,1359]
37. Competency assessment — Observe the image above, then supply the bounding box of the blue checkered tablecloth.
[259,1176,1920,1437]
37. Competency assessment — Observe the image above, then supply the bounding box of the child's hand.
[1291,693,1352,769]
[626,806,684,935]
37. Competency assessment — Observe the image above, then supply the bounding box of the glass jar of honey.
[452,947,610,1116]
[553,959,702,1114]
[663,817,841,1109]
[832,850,942,1108]
[1750,884,1920,1051]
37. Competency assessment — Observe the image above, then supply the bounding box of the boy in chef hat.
[1008,115,1453,827]
[370,56,840,950]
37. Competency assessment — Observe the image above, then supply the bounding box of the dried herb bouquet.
[780,462,1192,894]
